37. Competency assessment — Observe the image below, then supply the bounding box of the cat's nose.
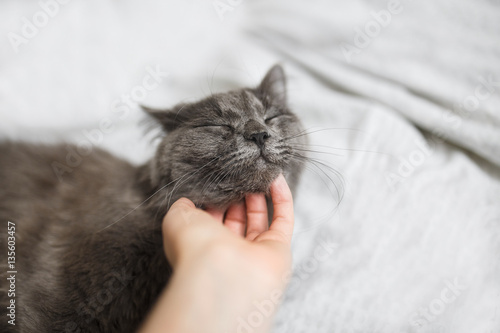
[249,131,270,148]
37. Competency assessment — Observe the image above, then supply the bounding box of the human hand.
[140,174,294,333]
[163,173,294,274]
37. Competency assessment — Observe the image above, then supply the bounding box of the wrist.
[167,243,285,333]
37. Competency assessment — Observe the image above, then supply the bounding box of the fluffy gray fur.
[0,65,306,332]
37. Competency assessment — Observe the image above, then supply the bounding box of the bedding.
[1,0,499,332]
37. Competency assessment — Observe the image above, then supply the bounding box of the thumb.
[162,198,198,265]
[162,198,223,267]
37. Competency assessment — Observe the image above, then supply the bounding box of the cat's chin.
[255,155,269,170]
[195,166,282,210]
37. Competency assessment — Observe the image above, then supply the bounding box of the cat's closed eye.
[194,124,233,130]
[265,113,287,123]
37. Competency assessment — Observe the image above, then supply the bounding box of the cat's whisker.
[214,164,236,190]
[287,147,344,157]
[228,163,240,183]
[200,169,223,195]
[98,156,222,232]
[287,142,395,158]
[280,126,369,142]
[279,127,310,142]
[196,151,241,200]
[198,168,228,203]
[288,156,343,230]
[287,152,345,206]
[206,60,224,100]
[97,181,173,233]
[289,155,339,206]
[164,155,223,209]
[203,158,239,200]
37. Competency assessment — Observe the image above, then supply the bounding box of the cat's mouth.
[255,145,281,165]
[261,155,283,170]
[255,155,270,171]
[214,156,281,196]
[179,146,285,209]
[257,150,270,161]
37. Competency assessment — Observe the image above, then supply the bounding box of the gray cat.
[0,65,306,332]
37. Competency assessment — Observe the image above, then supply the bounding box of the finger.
[245,193,269,241]
[162,198,224,261]
[268,174,294,244]
[161,198,198,264]
[205,207,225,223]
[223,201,246,236]
[163,198,196,237]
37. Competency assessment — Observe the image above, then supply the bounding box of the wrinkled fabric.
[1,1,498,332]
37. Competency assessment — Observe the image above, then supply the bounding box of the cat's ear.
[258,64,287,107]
[141,104,187,132]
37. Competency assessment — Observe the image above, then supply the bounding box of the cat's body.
[0,65,306,332]
[0,143,168,332]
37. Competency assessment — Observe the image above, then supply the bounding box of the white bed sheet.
[1,1,499,332]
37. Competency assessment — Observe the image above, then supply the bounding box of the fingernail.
[276,173,286,185]
[174,197,195,209]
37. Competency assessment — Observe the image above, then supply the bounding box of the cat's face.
[146,65,305,208]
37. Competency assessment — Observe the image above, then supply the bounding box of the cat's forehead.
[213,90,264,118]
